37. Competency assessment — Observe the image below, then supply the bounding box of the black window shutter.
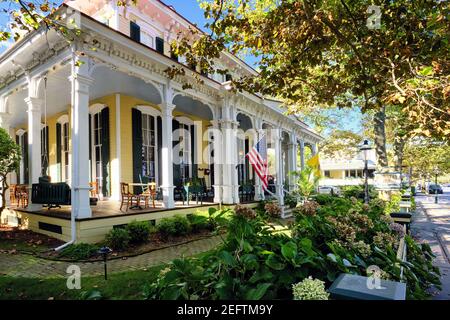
[245,138,250,183]
[15,135,20,183]
[190,125,197,178]
[42,126,49,177]
[156,37,164,54]
[172,119,180,186]
[23,132,29,184]
[56,123,62,182]
[101,107,110,197]
[130,21,141,42]
[132,108,143,194]
[157,116,162,187]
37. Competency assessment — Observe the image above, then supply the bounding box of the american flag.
[246,135,269,190]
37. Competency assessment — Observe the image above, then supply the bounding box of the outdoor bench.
[390,212,413,232]
[31,183,98,209]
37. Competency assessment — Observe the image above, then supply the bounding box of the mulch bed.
[0,224,224,262]
[39,229,224,262]
[0,225,64,253]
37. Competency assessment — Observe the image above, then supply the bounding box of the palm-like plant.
[291,165,320,201]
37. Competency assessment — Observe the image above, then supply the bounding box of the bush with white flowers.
[292,277,330,300]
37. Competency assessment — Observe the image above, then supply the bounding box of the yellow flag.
[307,154,321,178]
[307,154,320,168]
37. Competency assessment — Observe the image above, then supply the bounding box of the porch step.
[282,205,294,218]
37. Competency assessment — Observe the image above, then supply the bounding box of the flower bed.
[41,208,228,262]
[144,195,440,300]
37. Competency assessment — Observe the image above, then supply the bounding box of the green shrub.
[313,194,335,205]
[187,214,214,233]
[341,185,377,200]
[126,220,151,244]
[106,228,131,250]
[385,193,401,214]
[157,215,191,238]
[284,193,298,208]
[59,243,99,260]
[411,196,416,211]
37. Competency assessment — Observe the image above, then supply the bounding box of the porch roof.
[0,3,322,142]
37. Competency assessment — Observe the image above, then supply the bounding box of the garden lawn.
[0,266,163,300]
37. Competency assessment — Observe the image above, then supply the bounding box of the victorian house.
[0,0,321,243]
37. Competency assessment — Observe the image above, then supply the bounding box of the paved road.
[412,191,450,300]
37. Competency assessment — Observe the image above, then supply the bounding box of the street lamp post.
[434,170,438,204]
[359,140,372,205]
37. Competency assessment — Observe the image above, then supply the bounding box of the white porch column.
[220,98,239,204]
[70,56,93,219]
[253,118,264,201]
[0,112,12,207]
[24,91,43,210]
[231,119,240,203]
[221,118,237,204]
[288,132,298,190]
[111,93,121,200]
[211,119,223,203]
[312,143,318,155]
[160,102,175,208]
[273,127,284,205]
[299,139,305,170]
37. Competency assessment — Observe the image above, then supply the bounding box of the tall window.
[62,122,69,182]
[92,112,103,190]
[142,114,157,183]
[179,123,191,180]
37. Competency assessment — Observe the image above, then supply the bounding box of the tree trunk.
[0,173,8,216]
[393,137,406,171]
[373,106,388,169]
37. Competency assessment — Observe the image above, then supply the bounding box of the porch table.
[128,183,157,209]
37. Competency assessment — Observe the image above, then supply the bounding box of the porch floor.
[10,199,219,220]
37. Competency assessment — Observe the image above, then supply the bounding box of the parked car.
[318,186,340,196]
[428,184,443,194]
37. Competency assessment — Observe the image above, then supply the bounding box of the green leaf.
[219,251,236,266]
[208,207,217,216]
[244,283,271,300]
[241,239,253,252]
[342,259,354,267]
[241,254,258,270]
[327,253,338,263]
[418,66,434,76]
[249,268,274,283]
[161,286,182,300]
[281,241,298,260]
[265,255,286,270]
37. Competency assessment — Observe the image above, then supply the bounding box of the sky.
[0,0,363,135]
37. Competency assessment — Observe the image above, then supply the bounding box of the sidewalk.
[411,195,450,300]
[0,235,222,279]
